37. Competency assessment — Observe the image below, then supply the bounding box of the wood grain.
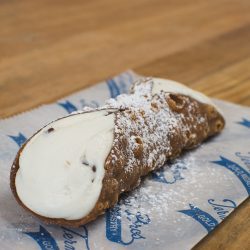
[0,0,249,249]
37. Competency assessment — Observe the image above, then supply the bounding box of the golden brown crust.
[10,84,225,227]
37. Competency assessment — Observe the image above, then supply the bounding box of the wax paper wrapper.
[0,71,249,250]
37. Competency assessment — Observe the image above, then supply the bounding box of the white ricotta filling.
[152,78,215,106]
[15,110,115,220]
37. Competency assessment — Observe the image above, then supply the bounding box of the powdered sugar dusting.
[105,78,208,177]
[117,157,195,216]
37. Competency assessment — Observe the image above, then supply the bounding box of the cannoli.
[10,78,225,227]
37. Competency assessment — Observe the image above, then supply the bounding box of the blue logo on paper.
[208,199,236,220]
[8,133,27,147]
[25,226,59,250]
[212,156,250,195]
[62,226,90,250]
[151,163,187,184]
[107,79,120,98]
[178,204,218,232]
[58,100,77,114]
[237,118,250,128]
[106,200,150,245]
[235,152,250,171]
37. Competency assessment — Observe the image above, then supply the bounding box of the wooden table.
[0,0,249,249]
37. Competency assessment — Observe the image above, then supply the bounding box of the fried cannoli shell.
[10,82,225,227]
